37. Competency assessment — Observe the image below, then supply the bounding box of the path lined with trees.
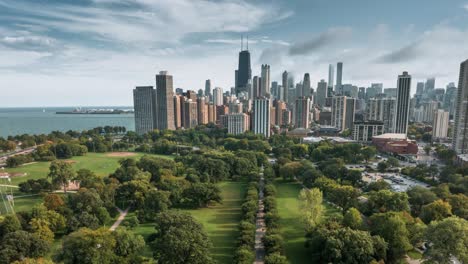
[254,169,266,264]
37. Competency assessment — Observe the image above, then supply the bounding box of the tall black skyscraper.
[235,36,252,96]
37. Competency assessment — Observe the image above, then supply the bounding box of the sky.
[1,0,468,107]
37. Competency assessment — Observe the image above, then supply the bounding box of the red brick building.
[372,133,418,155]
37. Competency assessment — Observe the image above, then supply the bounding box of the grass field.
[183,181,247,263]
[275,180,340,264]
[130,181,247,263]
[1,152,173,213]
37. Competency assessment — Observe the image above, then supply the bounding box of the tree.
[308,226,386,263]
[112,228,145,259]
[387,157,400,167]
[420,199,452,224]
[407,186,437,216]
[48,160,75,192]
[343,207,363,229]
[361,147,377,163]
[298,188,323,231]
[0,231,50,263]
[55,143,73,159]
[29,218,54,243]
[279,162,303,181]
[448,194,468,219]
[425,217,468,263]
[366,190,409,214]
[0,214,21,238]
[377,161,389,172]
[182,183,222,208]
[424,145,432,155]
[327,185,361,213]
[141,189,171,221]
[1,140,16,152]
[369,212,412,261]
[265,253,289,264]
[58,228,116,264]
[366,180,390,192]
[151,211,214,264]
[44,193,65,211]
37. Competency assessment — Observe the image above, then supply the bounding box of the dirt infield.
[106,152,137,157]
[63,160,77,164]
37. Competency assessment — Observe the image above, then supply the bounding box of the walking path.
[254,170,266,264]
[109,207,129,231]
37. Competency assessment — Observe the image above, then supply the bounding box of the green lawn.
[183,181,247,264]
[4,152,173,186]
[275,180,341,264]
[1,152,173,213]
[129,181,247,263]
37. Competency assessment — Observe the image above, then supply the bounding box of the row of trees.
[263,183,288,264]
[233,182,259,263]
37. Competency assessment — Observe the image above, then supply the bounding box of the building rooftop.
[373,133,407,140]
[303,137,324,143]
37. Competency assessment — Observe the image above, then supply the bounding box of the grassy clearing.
[183,181,247,264]
[275,180,341,264]
[128,181,247,263]
[4,152,173,186]
[1,153,173,213]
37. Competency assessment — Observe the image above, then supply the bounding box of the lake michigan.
[0,107,135,138]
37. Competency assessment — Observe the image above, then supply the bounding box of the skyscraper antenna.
[247,35,249,50]
[241,34,243,51]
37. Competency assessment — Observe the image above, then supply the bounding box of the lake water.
[0,107,135,138]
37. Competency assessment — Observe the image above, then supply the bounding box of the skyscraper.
[261,64,271,97]
[453,59,468,154]
[213,87,223,106]
[335,62,343,94]
[394,72,411,134]
[282,71,288,102]
[367,98,396,133]
[294,97,311,129]
[155,71,175,130]
[433,110,449,139]
[133,86,156,135]
[252,76,261,99]
[183,99,198,129]
[328,64,335,96]
[235,39,252,96]
[205,80,212,101]
[302,73,311,98]
[316,80,328,107]
[271,81,279,99]
[416,82,424,96]
[173,95,182,128]
[197,97,208,125]
[253,98,271,137]
[331,96,355,131]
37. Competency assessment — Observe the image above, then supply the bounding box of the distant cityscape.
[133,38,468,162]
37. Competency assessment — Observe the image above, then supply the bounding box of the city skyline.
[2,0,468,106]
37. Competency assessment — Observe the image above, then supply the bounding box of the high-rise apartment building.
[275,101,287,127]
[155,71,175,130]
[394,72,411,134]
[367,98,396,133]
[173,94,182,128]
[252,76,261,99]
[432,110,449,139]
[183,99,198,129]
[133,86,156,135]
[253,98,271,137]
[316,80,328,107]
[223,113,249,135]
[261,64,271,97]
[335,62,343,94]
[294,97,311,129]
[197,97,208,125]
[213,87,223,106]
[331,96,355,131]
[282,71,288,102]
[453,59,468,154]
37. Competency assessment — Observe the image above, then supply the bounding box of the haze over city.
[2,0,468,106]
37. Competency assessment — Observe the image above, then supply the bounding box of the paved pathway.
[254,171,266,264]
[109,207,129,231]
